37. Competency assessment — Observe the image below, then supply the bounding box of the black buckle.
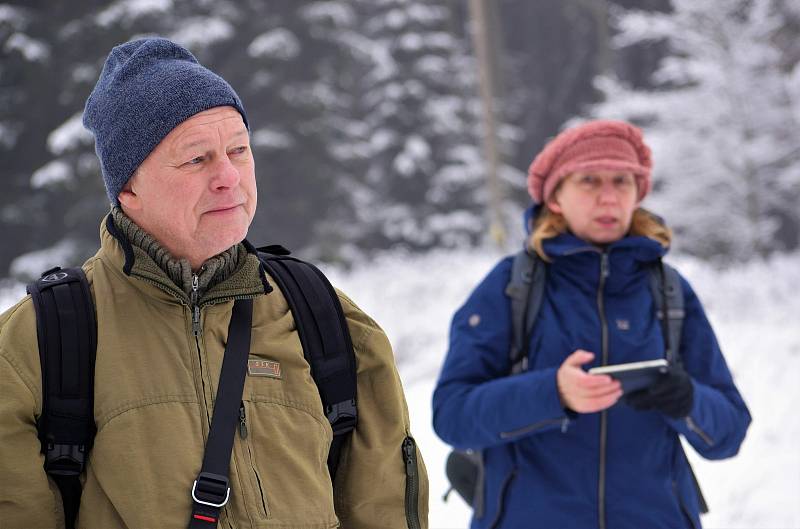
[326,399,357,435]
[192,472,230,508]
[44,442,86,477]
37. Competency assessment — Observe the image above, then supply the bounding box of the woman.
[432,120,751,529]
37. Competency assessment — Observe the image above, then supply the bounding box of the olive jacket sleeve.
[333,291,429,529]
[0,297,66,529]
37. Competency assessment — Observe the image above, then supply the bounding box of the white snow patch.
[47,113,93,155]
[96,0,173,27]
[384,9,408,30]
[252,128,294,150]
[369,129,397,153]
[31,160,73,189]
[0,5,27,29]
[170,18,233,49]
[393,135,431,177]
[248,29,301,60]
[8,240,80,281]
[4,32,49,62]
[0,122,21,149]
[398,33,423,52]
[0,281,25,314]
[301,2,356,27]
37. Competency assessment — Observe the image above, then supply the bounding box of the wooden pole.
[468,0,506,248]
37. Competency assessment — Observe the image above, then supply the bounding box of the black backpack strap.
[257,251,357,481]
[27,267,97,529]
[504,250,546,374]
[188,298,253,528]
[647,260,685,365]
[647,260,708,514]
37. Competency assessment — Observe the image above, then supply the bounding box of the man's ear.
[117,174,142,212]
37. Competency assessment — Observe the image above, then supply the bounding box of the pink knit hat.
[527,120,653,204]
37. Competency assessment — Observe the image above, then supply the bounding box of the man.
[0,37,428,528]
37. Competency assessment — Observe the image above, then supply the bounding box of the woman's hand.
[557,350,623,413]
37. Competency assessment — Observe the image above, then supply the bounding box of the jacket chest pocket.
[233,396,337,527]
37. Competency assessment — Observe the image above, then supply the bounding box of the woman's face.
[546,170,640,245]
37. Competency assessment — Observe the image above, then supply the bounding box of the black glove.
[625,365,694,419]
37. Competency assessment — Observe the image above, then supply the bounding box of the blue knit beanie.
[83,37,249,205]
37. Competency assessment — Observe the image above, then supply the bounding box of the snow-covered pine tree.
[325,0,492,256]
[590,0,800,261]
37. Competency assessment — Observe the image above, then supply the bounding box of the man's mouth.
[206,204,242,214]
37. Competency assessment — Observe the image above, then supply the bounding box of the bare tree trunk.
[469,0,507,248]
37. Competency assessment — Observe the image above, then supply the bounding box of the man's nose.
[210,154,241,189]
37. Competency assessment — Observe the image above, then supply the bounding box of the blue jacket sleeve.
[666,274,751,459]
[432,258,569,450]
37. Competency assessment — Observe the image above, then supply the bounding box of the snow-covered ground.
[2,249,798,528]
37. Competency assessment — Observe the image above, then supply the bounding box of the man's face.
[118,106,256,268]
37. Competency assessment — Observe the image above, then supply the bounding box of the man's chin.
[201,228,248,256]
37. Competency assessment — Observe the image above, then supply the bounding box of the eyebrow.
[177,129,249,152]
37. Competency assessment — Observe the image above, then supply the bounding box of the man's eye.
[186,156,204,165]
[229,146,248,155]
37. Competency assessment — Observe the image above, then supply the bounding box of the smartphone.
[588,359,669,394]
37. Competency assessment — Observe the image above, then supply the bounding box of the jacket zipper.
[238,402,270,518]
[686,416,714,447]
[597,251,610,529]
[487,468,517,529]
[191,274,201,337]
[402,437,422,529]
[500,417,569,439]
[190,274,210,427]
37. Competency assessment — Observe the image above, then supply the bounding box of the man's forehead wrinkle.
[170,119,248,156]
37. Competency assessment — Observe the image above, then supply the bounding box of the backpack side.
[256,249,358,482]
[28,266,97,529]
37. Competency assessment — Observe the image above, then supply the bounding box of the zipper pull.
[239,402,248,439]
[600,252,610,279]
[191,274,201,336]
[192,306,201,336]
[402,437,416,477]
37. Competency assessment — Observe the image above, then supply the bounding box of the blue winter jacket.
[432,228,751,529]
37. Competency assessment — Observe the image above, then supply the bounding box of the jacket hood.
[523,203,542,236]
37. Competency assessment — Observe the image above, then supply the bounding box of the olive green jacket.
[0,217,428,529]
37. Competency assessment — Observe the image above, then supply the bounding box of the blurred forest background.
[1,0,799,280]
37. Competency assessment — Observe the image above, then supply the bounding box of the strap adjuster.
[192,472,230,508]
[326,399,357,435]
[43,442,86,477]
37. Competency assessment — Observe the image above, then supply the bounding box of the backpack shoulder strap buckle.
[43,442,87,477]
[192,472,231,508]
[326,398,357,435]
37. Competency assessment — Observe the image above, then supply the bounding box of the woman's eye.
[614,176,635,187]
